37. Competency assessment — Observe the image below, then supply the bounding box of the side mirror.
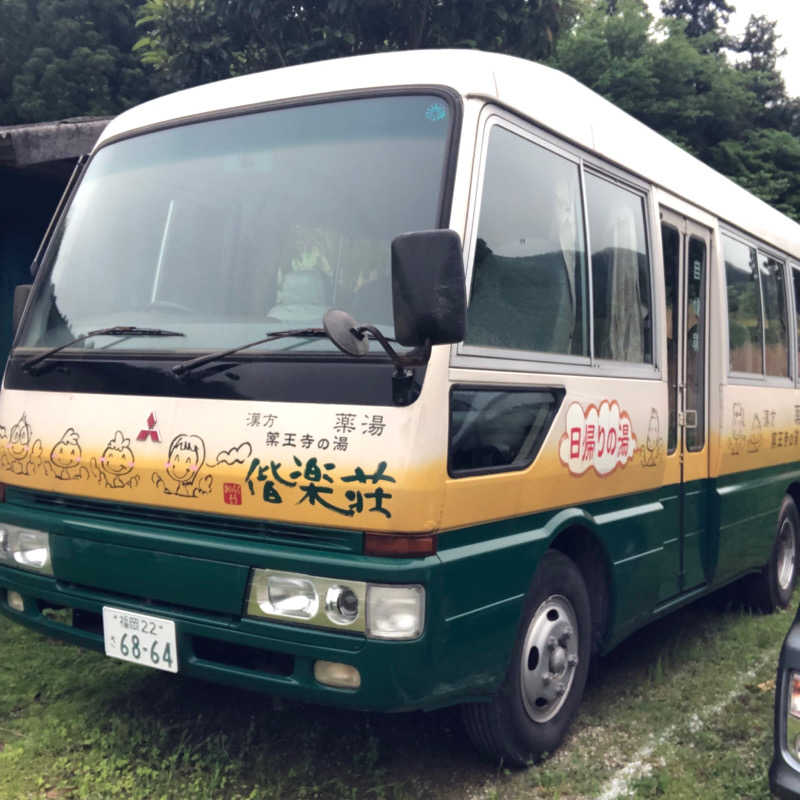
[13,284,31,334]
[391,229,466,347]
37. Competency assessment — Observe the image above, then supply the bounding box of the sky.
[644,0,800,97]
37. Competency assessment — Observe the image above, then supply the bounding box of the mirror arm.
[354,324,431,373]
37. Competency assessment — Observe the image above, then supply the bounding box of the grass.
[0,583,794,800]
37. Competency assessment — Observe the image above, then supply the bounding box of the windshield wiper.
[171,327,328,377]
[22,326,185,373]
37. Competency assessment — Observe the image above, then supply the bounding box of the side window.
[760,254,789,377]
[686,236,706,451]
[724,235,762,374]
[662,224,680,454]
[466,126,589,356]
[793,268,800,377]
[585,173,652,363]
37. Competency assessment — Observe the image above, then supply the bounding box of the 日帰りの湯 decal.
[45,428,89,480]
[91,431,139,488]
[152,434,213,497]
[2,413,43,475]
[558,400,637,476]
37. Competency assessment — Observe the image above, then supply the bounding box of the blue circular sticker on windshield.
[425,103,447,122]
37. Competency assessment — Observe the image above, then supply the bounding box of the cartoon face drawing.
[733,403,745,433]
[9,414,32,462]
[4,414,43,475]
[167,435,205,486]
[641,408,661,467]
[153,434,212,498]
[51,428,81,470]
[729,402,747,454]
[646,409,659,451]
[49,428,88,480]
[101,432,135,477]
[92,431,139,489]
[748,413,763,452]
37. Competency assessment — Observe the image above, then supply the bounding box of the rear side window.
[466,127,589,356]
[724,233,789,378]
[760,254,789,377]
[793,268,800,376]
[725,237,762,374]
[586,173,652,363]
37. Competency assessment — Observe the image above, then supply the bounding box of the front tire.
[747,495,799,612]
[462,549,591,766]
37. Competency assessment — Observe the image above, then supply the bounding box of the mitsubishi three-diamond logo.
[137,412,161,443]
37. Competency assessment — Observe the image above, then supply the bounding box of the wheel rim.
[519,594,579,723]
[777,517,797,592]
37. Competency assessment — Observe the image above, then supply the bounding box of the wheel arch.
[786,482,800,515]
[547,517,613,657]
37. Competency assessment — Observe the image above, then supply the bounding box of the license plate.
[102,606,178,673]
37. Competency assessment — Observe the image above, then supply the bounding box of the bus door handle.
[680,410,698,429]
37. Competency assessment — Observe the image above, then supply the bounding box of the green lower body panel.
[0,465,793,711]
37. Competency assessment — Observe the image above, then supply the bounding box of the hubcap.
[519,594,579,723]
[777,518,796,592]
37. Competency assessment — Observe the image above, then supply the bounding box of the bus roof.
[97,49,800,258]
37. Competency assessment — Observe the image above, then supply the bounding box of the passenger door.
[660,209,711,598]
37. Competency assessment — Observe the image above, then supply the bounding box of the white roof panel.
[96,49,800,258]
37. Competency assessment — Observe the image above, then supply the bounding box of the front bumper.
[0,489,529,712]
[0,563,434,711]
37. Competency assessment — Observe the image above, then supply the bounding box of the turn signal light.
[364,532,436,557]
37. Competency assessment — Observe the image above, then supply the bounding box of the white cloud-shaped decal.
[558,400,637,476]
[210,441,252,466]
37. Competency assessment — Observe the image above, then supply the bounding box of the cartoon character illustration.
[4,414,43,475]
[0,426,7,467]
[46,427,89,480]
[91,431,139,488]
[729,402,746,455]
[748,413,762,453]
[152,434,213,497]
[641,408,662,467]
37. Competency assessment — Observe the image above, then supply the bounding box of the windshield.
[18,94,454,355]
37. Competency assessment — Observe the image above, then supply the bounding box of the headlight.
[265,574,319,619]
[248,569,366,632]
[791,672,800,719]
[366,584,425,640]
[0,525,52,575]
[247,569,425,639]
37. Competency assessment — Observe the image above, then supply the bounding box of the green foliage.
[552,0,800,221]
[660,0,734,41]
[0,0,158,124]
[133,0,585,90]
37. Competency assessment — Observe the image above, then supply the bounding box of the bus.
[1,49,799,766]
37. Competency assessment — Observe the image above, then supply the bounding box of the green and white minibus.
[2,49,800,764]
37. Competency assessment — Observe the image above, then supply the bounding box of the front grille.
[192,636,294,676]
[10,488,361,553]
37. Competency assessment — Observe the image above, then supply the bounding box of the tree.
[0,0,158,124]
[733,14,786,111]
[552,0,800,220]
[134,0,586,90]
[659,0,734,39]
